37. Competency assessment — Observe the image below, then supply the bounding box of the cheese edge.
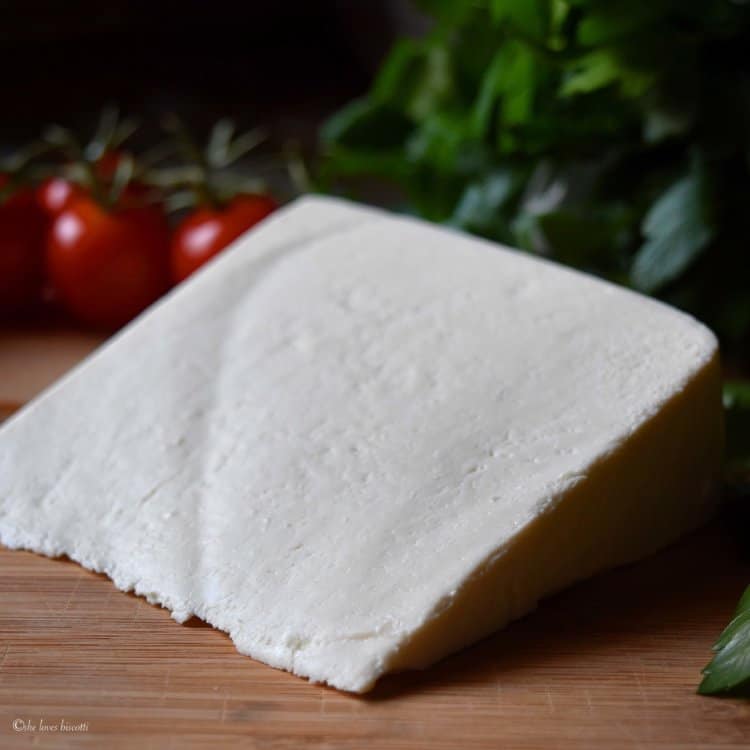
[368,345,724,690]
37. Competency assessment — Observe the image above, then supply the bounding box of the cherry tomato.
[46,197,171,330]
[170,194,277,283]
[37,177,82,216]
[0,176,48,315]
[37,151,129,217]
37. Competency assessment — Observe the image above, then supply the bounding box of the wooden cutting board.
[1,329,749,749]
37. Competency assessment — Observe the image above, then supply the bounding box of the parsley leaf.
[699,586,750,696]
[631,163,714,293]
[697,384,750,697]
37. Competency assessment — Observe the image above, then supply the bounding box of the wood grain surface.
[0,327,102,405]
[1,329,749,749]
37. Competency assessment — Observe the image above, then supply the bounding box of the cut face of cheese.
[0,197,723,693]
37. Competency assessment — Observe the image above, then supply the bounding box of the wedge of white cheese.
[0,197,723,692]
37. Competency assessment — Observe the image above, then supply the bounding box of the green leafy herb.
[699,586,750,696]
[631,160,714,293]
[697,384,750,697]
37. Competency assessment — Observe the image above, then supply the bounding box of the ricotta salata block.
[0,197,723,692]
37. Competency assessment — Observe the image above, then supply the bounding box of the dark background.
[0,0,426,152]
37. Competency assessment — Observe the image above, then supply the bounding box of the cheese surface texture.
[0,197,723,692]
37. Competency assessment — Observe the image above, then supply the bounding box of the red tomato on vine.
[170,194,276,282]
[46,196,170,330]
